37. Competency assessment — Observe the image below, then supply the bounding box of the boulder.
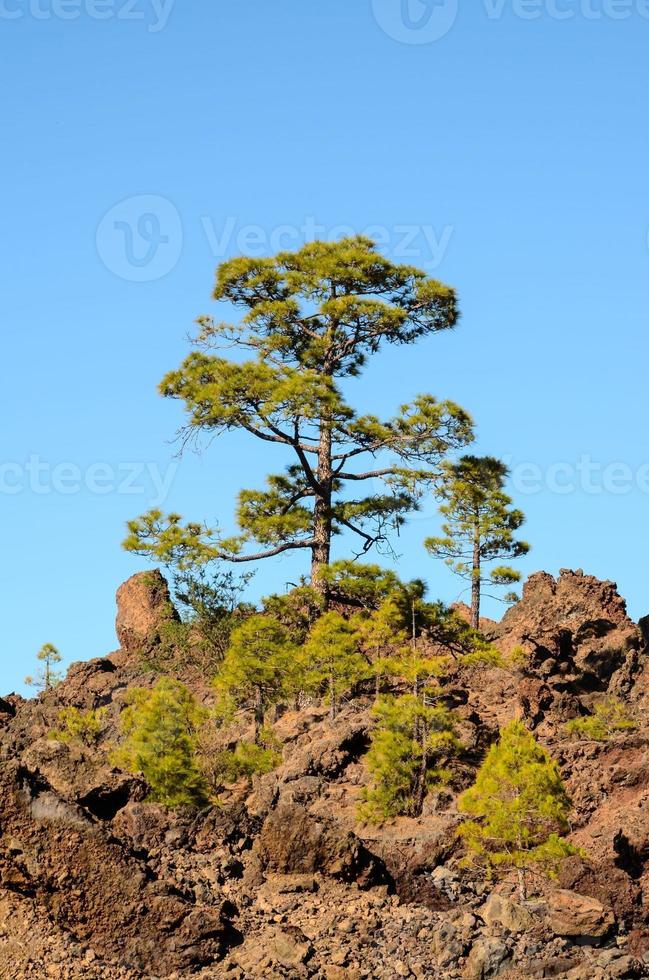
[115,569,178,653]
[558,855,641,928]
[464,937,511,978]
[479,892,534,933]
[432,919,466,969]
[547,888,615,941]
[258,802,388,887]
[21,737,146,819]
[233,925,312,974]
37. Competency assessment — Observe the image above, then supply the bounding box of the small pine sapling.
[111,677,209,808]
[359,694,460,823]
[303,611,370,719]
[25,643,63,692]
[457,719,581,898]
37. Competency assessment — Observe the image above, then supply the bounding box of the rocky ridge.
[1,568,649,978]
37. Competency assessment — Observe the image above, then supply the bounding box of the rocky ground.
[2,568,649,978]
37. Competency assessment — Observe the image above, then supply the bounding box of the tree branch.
[336,467,396,481]
[337,516,376,551]
[224,539,316,563]
[290,419,323,495]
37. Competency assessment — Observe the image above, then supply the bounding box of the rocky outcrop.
[2,567,649,978]
[115,569,179,653]
[258,802,388,887]
[0,761,238,975]
[493,569,642,695]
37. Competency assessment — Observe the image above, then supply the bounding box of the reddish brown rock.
[547,888,615,941]
[115,569,178,653]
[0,762,237,975]
[258,802,388,888]
[558,855,641,928]
[493,569,641,688]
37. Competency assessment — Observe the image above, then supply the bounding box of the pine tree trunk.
[517,833,527,900]
[311,419,332,596]
[413,721,429,816]
[471,533,481,631]
[412,599,420,700]
[517,867,527,901]
[329,668,336,720]
[253,686,264,741]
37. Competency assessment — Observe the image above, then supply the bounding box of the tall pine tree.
[124,237,473,594]
[425,455,529,628]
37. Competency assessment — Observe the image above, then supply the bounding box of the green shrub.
[359,694,460,824]
[303,612,370,719]
[50,706,107,746]
[458,720,581,898]
[198,726,282,793]
[215,614,300,737]
[565,698,636,742]
[111,677,209,808]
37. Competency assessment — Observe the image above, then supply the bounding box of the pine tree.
[112,677,209,808]
[353,595,410,698]
[262,585,326,643]
[25,643,63,692]
[319,560,402,609]
[303,611,370,719]
[359,694,460,823]
[215,614,299,737]
[425,455,529,629]
[457,720,580,898]
[124,237,473,595]
[354,580,498,698]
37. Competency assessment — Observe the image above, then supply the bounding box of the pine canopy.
[124,237,473,589]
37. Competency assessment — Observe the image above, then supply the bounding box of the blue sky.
[2,1,648,694]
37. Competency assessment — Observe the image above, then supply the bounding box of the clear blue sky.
[3,1,648,694]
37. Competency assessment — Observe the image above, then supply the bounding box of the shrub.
[50,707,107,747]
[565,698,636,742]
[302,612,370,719]
[197,724,281,793]
[359,694,460,824]
[458,720,581,898]
[215,614,300,738]
[111,677,209,808]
